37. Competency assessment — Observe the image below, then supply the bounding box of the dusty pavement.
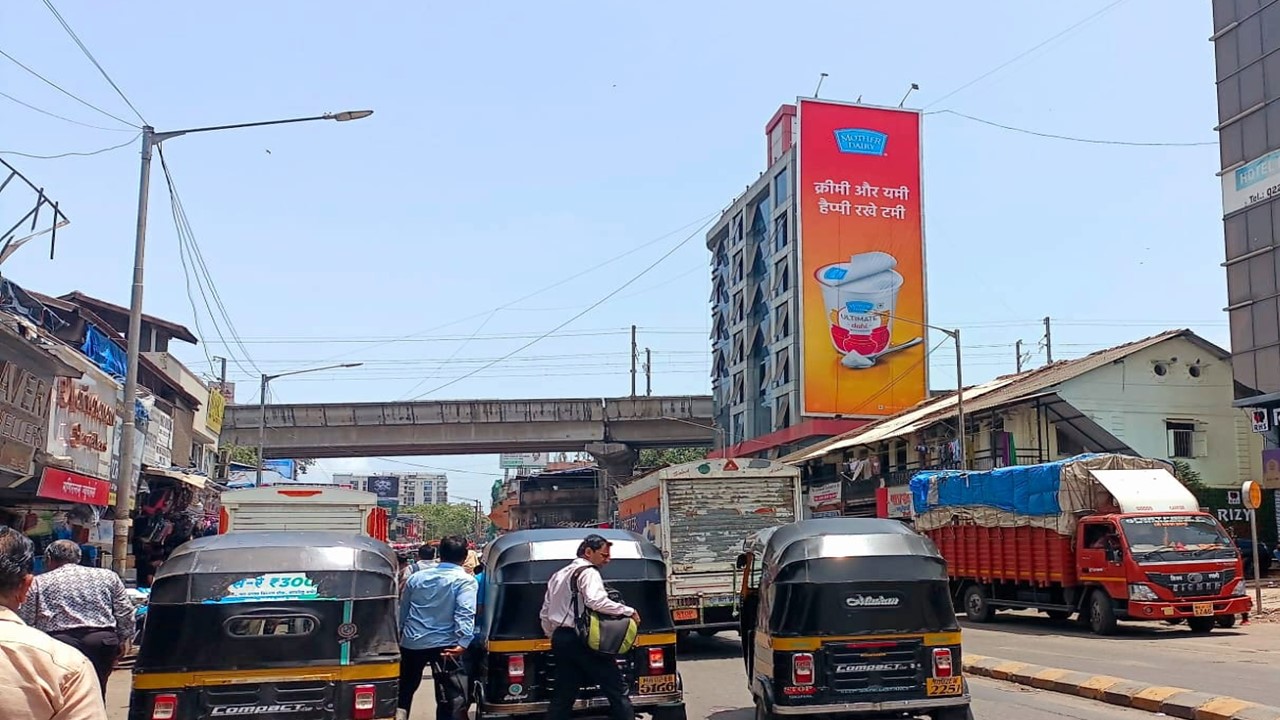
[107,632,1160,719]
[960,610,1280,708]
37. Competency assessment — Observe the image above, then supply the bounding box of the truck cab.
[1076,512,1248,633]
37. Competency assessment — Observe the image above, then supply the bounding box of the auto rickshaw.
[475,528,687,720]
[129,531,401,720]
[737,519,972,720]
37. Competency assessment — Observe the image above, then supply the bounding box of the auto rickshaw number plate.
[638,674,678,694]
[673,609,698,621]
[926,677,963,696]
[1193,603,1213,616]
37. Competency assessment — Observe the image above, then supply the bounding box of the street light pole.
[256,363,363,486]
[878,314,966,471]
[110,111,372,577]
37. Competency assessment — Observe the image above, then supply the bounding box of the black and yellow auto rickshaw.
[129,531,401,720]
[737,519,972,720]
[476,528,687,720]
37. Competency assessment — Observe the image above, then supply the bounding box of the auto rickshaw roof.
[154,531,399,581]
[761,518,944,568]
[486,528,663,568]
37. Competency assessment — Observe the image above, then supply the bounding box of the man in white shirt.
[539,534,640,720]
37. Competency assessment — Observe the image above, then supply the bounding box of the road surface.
[960,611,1280,707]
[105,632,1155,719]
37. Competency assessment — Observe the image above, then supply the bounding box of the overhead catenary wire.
[0,89,135,132]
[410,215,718,400]
[0,47,139,128]
[39,0,147,125]
[0,133,138,159]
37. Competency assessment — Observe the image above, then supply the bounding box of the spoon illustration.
[841,336,924,369]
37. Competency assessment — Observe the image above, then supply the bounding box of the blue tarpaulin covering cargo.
[910,454,1109,518]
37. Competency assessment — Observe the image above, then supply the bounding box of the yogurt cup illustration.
[815,251,904,366]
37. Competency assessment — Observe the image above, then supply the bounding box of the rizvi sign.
[1223,147,1280,215]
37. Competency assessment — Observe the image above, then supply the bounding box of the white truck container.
[218,485,389,541]
[616,458,802,637]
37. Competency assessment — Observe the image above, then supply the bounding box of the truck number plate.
[673,609,698,621]
[1193,602,1213,617]
[926,677,964,696]
[638,674,677,694]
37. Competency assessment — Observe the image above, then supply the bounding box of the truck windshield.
[1119,515,1235,562]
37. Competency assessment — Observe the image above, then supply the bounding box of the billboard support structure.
[796,98,929,418]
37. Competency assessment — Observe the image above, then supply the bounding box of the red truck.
[909,454,1252,635]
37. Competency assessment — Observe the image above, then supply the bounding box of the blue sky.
[1,1,1227,506]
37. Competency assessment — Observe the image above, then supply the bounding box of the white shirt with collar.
[539,557,635,638]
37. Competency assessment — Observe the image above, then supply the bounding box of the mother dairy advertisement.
[797,99,927,417]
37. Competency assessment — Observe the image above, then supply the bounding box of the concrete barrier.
[964,654,1280,720]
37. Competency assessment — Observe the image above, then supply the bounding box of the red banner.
[37,467,111,507]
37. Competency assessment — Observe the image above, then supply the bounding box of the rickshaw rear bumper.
[769,694,971,716]
[479,692,684,716]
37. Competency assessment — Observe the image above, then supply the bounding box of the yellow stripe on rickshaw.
[487,632,678,653]
[767,631,962,651]
[132,663,400,690]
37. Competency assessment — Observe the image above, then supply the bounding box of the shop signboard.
[797,98,928,417]
[36,467,110,507]
[205,389,225,435]
[142,400,173,469]
[807,480,843,508]
[500,453,549,469]
[0,361,52,477]
[1222,147,1280,215]
[886,484,914,519]
[48,371,118,482]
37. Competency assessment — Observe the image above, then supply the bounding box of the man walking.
[20,539,135,697]
[539,534,640,720]
[0,528,107,719]
[398,535,477,720]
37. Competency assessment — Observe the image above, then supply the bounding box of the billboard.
[797,98,928,417]
[500,452,549,470]
[367,475,400,500]
[1222,147,1280,216]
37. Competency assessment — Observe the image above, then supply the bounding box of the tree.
[638,447,712,468]
[404,502,481,539]
[224,445,317,474]
[1171,460,1209,500]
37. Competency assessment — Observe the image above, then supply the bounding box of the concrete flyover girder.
[221,395,714,459]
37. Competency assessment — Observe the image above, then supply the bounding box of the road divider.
[964,654,1280,720]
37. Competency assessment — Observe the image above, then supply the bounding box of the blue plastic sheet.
[909,454,1103,517]
[80,324,127,379]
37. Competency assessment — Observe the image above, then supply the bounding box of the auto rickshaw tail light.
[648,647,665,672]
[353,684,376,719]
[932,648,954,678]
[508,654,526,681]
[792,652,815,686]
[151,694,178,720]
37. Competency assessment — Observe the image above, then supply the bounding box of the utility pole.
[644,348,652,396]
[1043,316,1053,363]
[1015,340,1023,373]
[630,325,638,397]
[954,327,966,471]
[212,355,228,392]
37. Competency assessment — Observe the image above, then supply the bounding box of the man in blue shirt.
[398,535,477,720]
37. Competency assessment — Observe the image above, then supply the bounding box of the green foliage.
[638,447,712,468]
[1170,459,1209,498]
[404,502,481,539]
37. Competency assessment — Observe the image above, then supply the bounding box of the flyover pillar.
[585,441,638,525]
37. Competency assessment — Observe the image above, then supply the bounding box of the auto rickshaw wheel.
[651,703,689,720]
[696,628,719,638]
[754,696,777,720]
[931,705,975,720]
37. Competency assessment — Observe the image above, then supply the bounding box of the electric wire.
[410,216,717,400]
[923,0,1133,109]
[929,109,1216,147]
[0,89,135,132]
[0,133,137,159]
[39,0,148,125]
[0,47,138,128]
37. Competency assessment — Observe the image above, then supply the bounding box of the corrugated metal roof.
[783,329,1223,464]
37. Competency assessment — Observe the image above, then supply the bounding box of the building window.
[1166,421,1206,458]
[774,214,788,252]
[1055,426,1086,457]
[774,168,789,203]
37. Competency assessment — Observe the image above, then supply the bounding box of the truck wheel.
[962,585,995,623]
[1216,615,1237,629]
[1088,591,1117,635]
[1188,616,1216,633]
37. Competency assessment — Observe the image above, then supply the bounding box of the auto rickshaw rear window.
[224,613,319,638]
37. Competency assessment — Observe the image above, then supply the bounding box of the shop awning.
[142,467,207,489]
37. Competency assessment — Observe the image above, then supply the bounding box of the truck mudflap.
[1124,595,1252,620]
